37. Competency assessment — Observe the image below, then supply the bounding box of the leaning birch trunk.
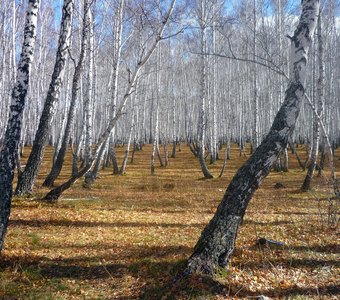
[15,0,73,196]
[43,0,89,187]
[43,163,92,201]
[185,0,319,276]
[301,14,324,191]
[0,0,40,250]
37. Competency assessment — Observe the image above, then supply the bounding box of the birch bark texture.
[198,0,213,179]
[15,0,74,196]
[185,0,320,276]
[0,0,40,250]
[83,3,94,164]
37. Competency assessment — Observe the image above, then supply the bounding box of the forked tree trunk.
[0,0,40,250]
[15,0,74,196]
[43,163,92,201]
[185,0,319,276]
[43,0,89,187]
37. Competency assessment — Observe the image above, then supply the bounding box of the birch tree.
[83,2,94,164]
[301,13,324,191]
[43,0,177,200]
[0,0,40,250]
[197,0,213,179]
[15,0,74,196]
[185,0,320,276]
[84,0,125,185]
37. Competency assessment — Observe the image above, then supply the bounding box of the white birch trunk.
[301,14,324,191]
[198,0,213,179]
[84,1,94,164]
[0,0,40,249]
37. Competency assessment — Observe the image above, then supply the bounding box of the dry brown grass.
[0,144,339,299]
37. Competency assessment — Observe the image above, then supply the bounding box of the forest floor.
[0,144,339,299]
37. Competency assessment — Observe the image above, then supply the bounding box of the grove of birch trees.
[1,0,338,176]
[0,0,339,273]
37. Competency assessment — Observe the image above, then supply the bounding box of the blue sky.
[50,0,339,28]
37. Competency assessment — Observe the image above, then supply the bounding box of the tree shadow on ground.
[9,218,205,229]
[0,245,192,280]
[1,246,339,299]
[140,272,340,300]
